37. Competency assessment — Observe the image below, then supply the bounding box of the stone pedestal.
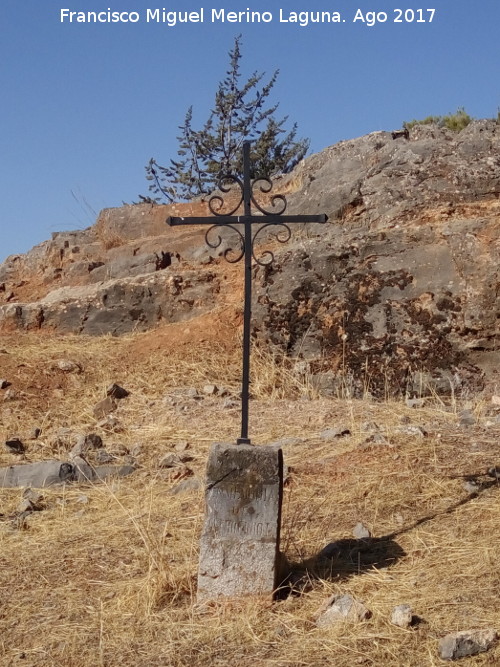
[197,442,283,601]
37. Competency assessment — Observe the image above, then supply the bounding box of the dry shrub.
[94,211,127,250]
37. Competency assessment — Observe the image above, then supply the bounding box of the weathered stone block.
[0,461,75,488]
[197,442,283,601]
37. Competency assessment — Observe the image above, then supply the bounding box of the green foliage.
[145,36,310,203]
[404,107,473,132]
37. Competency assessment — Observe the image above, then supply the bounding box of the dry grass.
[93,211,128,250]
[0,330,499,666]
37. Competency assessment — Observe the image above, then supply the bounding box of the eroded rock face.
[0,121,498,395]
[0,270,219,335]
[253,215,499,397]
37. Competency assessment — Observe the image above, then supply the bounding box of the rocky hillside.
[1,120,499,397]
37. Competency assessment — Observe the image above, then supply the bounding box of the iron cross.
[167,141,327,444]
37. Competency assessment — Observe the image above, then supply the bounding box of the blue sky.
[1,0,499,262]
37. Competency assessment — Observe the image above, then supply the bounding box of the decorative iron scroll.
[208,175,244,217]
[205,172,291,266]
[205,223,244,264]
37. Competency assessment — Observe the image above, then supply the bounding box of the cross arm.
[167,214,328,226]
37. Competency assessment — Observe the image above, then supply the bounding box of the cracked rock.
[439,629,498,661]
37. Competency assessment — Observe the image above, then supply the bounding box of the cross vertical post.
[239,141,252,444]
[167,140,327,445]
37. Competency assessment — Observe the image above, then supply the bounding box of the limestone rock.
[0,270,220,336]
[438,629,498,661]
[316,594,371,627]
[55,359,82,373]
[70,433,103,459]
[95,450,114,464]
[353,522,372,539]
[390,604,413,628]
[0,461,75,488]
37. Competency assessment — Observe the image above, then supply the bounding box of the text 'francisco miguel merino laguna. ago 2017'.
[60,8,436,26]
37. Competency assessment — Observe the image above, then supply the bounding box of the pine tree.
[145,36,309,203]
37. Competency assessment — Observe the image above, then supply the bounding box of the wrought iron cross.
[167,141,327,444]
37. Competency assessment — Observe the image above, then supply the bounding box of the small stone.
[316,594,371,627]
[0,379,10,389]
[202,384,218,396]
[76,494,89,504]
[93,396,117,420]
[17,498,37,513]
[108,443,129,456]
[363,421,380,432]
[364,433,390,446]
[29,427,42,439]
[56,359,82,373]
[95,450,114,464]
[22,488,44,506]
[397,425,427,438]
[222,398,239,409]
[106,383,130,399]
[70,433,103,459]
[320,427,351,440]
[96,415,120,431]
[353,522,372,539]
[174,441,190,452]
[129,443,143,457]
[405,398,426,409]
[5,438,25,455]
[158,453,182,469]
[486,466,500,480]
[439,629,498,660]
[186,387,200,399]
[463,479,481,494]
[390,604,413,628]
[491,395,500,407]
[3,388,18,401]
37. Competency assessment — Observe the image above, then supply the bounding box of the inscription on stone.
[197,442,284,600]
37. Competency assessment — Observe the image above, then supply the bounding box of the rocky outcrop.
[253,215,499,397]
[1,121,499,394]
[0,269,219,336]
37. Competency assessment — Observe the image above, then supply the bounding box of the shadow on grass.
[278,481,499,597]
